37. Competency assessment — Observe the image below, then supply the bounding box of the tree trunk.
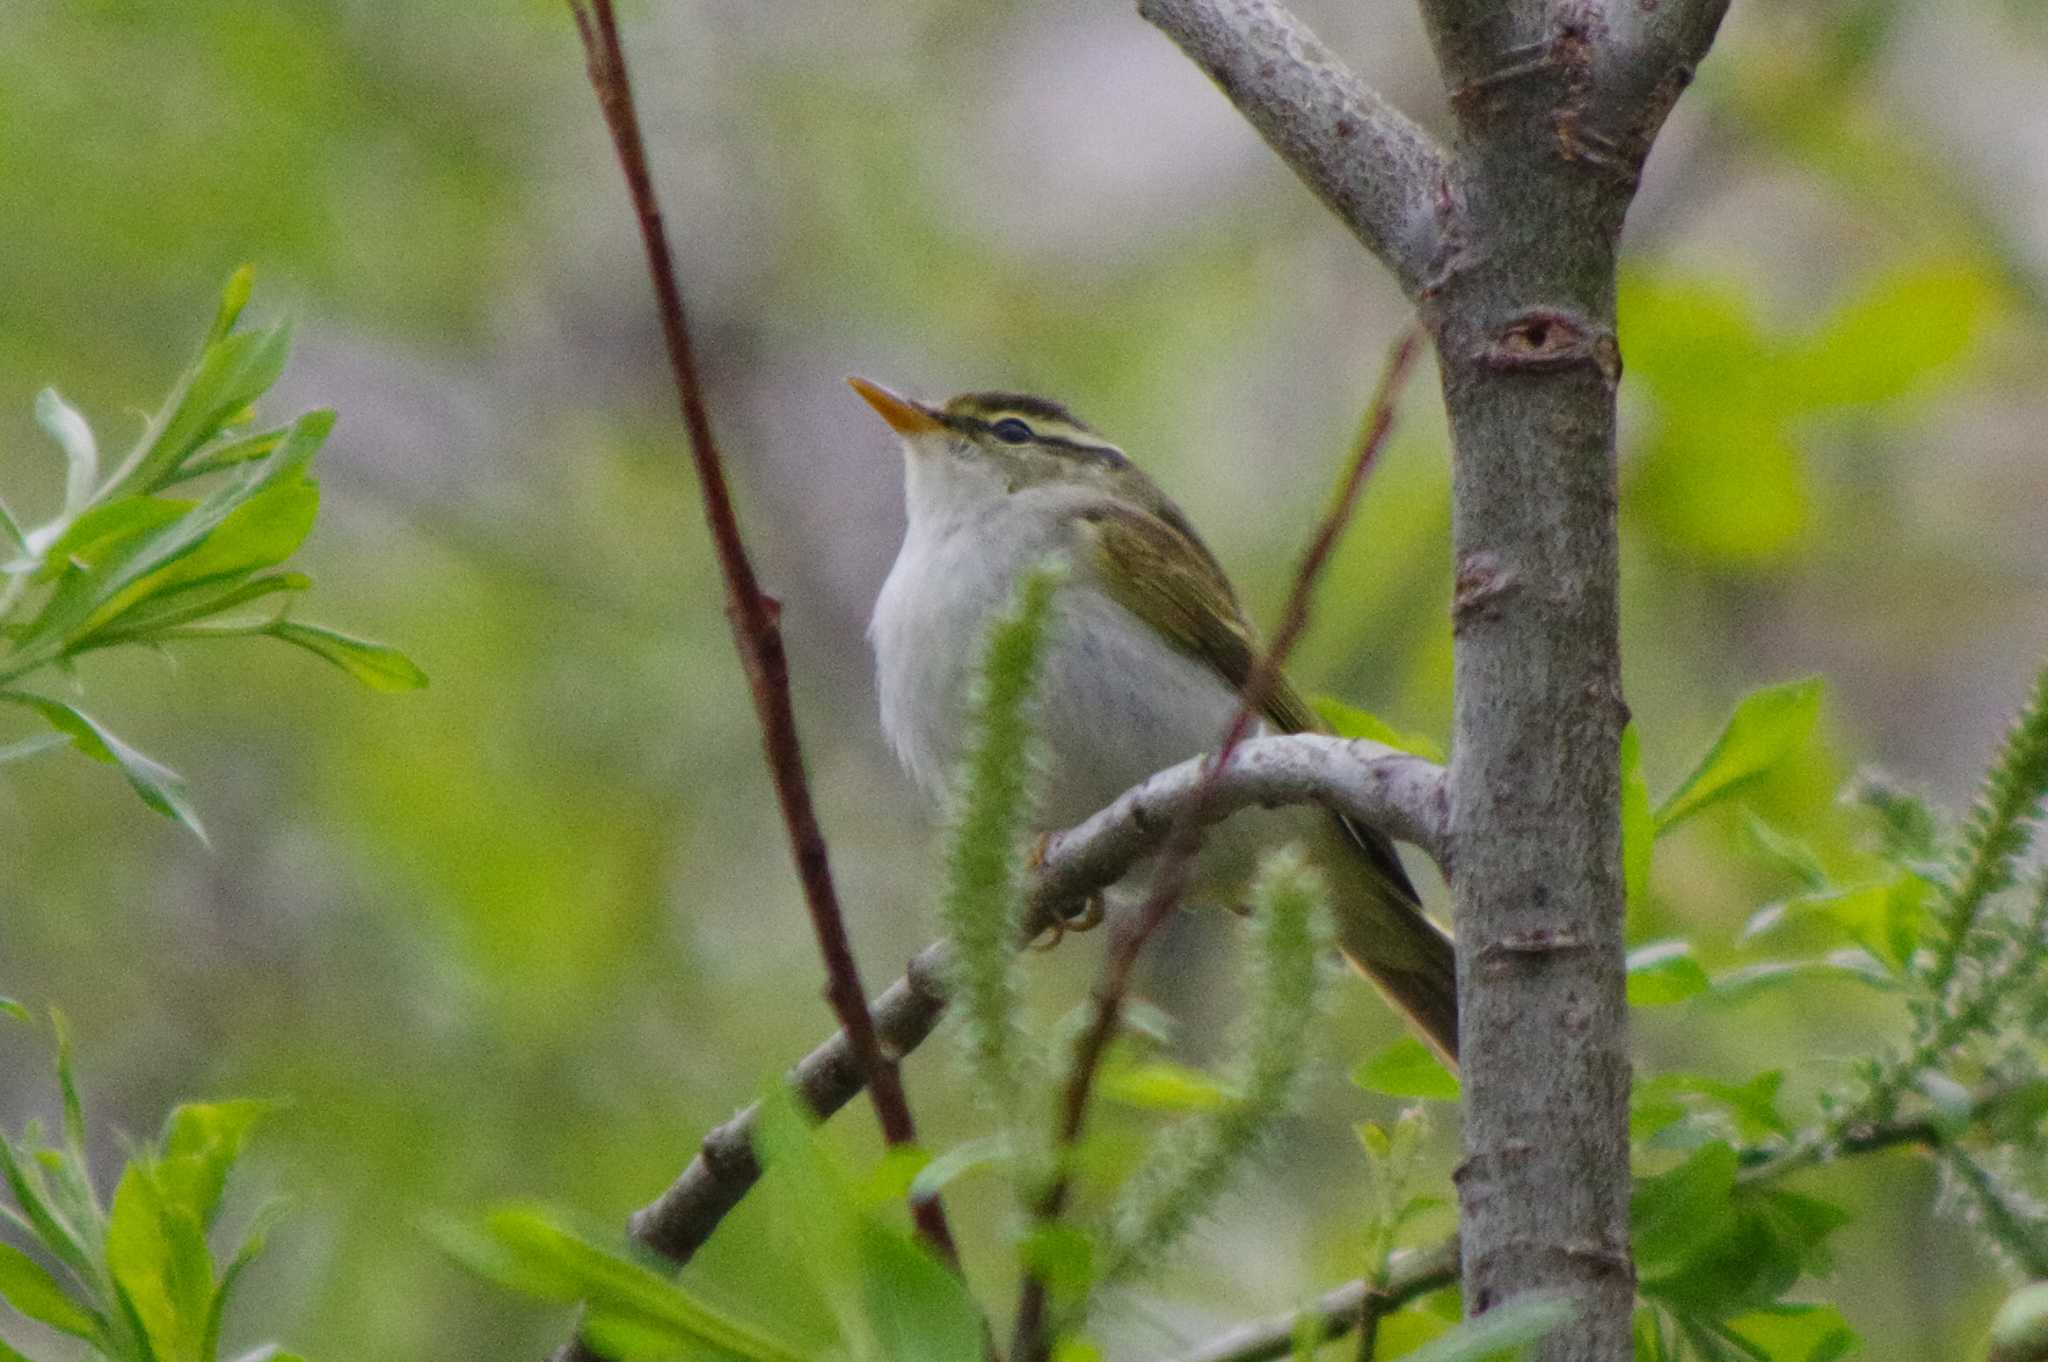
[1142,1,1730,1357]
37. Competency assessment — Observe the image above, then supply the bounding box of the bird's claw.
[1032,893,1106,951]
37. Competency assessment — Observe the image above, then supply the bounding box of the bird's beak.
[847,376,945,436]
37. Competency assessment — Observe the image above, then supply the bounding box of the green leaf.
[1622,724,1653,911]
[1375,1301,1455,1359]
[1641,1187,1849,1319]
[49,1010,86,1160]
[753,1086,981,1362]
[1636,1072,1790,1142]
[1098,1058,1234,1112]
[849,1218,985,1362]
[202,1199,289,1362]
[432,1206,806,1362]
[1656,679,1824,833]
[207,266,256,348]
[0,494,27,557]
[1353,1037,1459,1101]
[169,426,291,485]
[35,388,99,516]
[1627,941,1711,1007]
[1314,696,1446,762]
[82,573,310,648]
[0,693,204,841]
[0,733,68,766]
[15,410,330,659]
[108,1277,164,1362]
[1787,263,1995,408]
[907,1135,1012,1202]
[1400,1293,1575,1362]
[107,1164,195,1361]
[1720,1304,1860,1362]
[1019,1224,1097,1306]
[128,323,294,494]
[33,496,193,585]
[1706,953,1897,1004]
[578,1310,744,1361]
[860,1145,932,1207]
[0,1135,93,1279]
[158,1099,272,1228]
[0,997,28,1023]
[0,1240,99,1337]
[1742,815,1830,891]
[1633,1141,1740,1271]
[1632,409,1812,567]
[1846,772,1943,864]
[80,479,318,639]
[265,621,428,692]
[1741,875,1928,972]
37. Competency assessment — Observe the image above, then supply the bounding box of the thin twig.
[1738,1081,2039,1187]
[638,736,1447,1260]
[1354,1282,1383,1362]
[548,732,1444,1361]
[1012,329,1424,1362]
[1163,1080,2028,1362]
[562,0,954,1265]
[1163,1240,1460,1362]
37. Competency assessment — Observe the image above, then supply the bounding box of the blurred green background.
[2,0,2045,1358]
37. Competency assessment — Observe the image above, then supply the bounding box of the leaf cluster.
[0,269,424,839]
[1619,659,2048,1359]
[436,1087,980,1362]
[0,1009,295,1362]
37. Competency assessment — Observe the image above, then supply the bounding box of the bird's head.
[848,377,1166,527]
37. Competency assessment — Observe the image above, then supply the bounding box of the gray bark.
[1140,1,1730,1358]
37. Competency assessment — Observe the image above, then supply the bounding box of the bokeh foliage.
[3,0,2047,1359]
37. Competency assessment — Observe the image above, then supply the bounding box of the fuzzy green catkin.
[1927,869,2048,1057]
[1101,846,1333,1283]
[1927,655,2048,994]
[1941,1147,2048,1281]
[938,558,1064,1115]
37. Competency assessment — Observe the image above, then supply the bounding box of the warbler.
[853,378,1458,1060]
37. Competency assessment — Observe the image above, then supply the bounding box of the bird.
[851,377,1457,1061]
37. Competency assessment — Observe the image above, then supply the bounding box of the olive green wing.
[1077,499,1458,1059]
[1074,500,1322,735]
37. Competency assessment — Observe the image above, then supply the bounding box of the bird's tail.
[1316,813,1459,1065]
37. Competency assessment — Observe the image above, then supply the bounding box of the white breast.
[871,486,1243,831]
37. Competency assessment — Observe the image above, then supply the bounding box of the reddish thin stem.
[1012,328,1424,1362]
[564,0,956,1266]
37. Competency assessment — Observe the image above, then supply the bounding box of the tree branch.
[1137,0,1452,299]
[1163,1239,1460,1362]
[547,734,1447,1362]
[1586,0,1733,184]
[1163,1083,2032,1362]
[1596,0,1734,122]
[563,0,956,1288]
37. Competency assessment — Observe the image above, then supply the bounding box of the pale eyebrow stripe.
[942,411,1130,469]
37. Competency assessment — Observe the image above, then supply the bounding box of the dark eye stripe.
[940,410,1131,469]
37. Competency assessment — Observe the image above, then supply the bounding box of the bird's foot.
[1032,893,1107,951]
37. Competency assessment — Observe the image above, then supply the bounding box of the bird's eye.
[990,417,1034,444]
